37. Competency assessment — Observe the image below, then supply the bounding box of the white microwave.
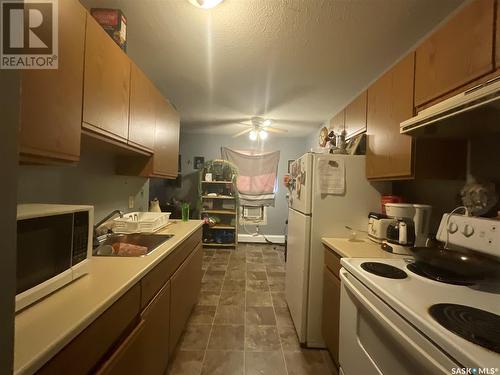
[16,204,94,312]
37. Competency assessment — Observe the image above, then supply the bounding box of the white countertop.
[14,220,203,375]
[322,237,405,259]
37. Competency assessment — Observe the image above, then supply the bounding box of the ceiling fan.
[233,117,288,140]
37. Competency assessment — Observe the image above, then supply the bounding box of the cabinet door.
[496,2,500,69]
[415,0,494,107]
[329,110,345,134]
[153,93,180,177]
[169,243,203,354]
[83,16,130,141]
[344,91,367,139]
[128,63,155,152]
[38,284,141,375]
[97,281,171,375]
[19,0,86,162]
[366,54,414,179]
[322,267,341,368]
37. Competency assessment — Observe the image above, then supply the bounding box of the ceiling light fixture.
[263,119,272,127]
[249,130,258,141]
[188,0,224,9]
[259,129,268,140]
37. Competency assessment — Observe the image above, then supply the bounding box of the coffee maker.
[381,203,432,255]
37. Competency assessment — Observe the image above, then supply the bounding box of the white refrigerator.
[285,153,388,348]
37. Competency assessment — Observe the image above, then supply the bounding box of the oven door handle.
[341,271,452,373]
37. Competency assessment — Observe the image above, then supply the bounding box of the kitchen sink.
[93,233,174,257]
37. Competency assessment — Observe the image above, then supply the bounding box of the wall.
[0,70,19,375]
[305,124,327,153]
[150,132,307,237]
[18,146,149,223]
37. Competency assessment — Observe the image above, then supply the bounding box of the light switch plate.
[128,195,134,209]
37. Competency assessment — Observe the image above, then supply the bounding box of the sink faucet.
[93,210,124,248]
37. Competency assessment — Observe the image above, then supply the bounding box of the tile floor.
[167,243,335,375]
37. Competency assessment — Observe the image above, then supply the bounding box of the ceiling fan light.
[259,129,268,140]
[188,0,224,9]
[263,119,272,127]
[249,130,258,141]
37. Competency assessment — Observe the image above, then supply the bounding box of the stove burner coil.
[429,303,500,354]
[360,262,408,279]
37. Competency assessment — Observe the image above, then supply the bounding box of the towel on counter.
[221,147,280,207]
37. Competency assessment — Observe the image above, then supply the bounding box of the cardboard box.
[90,8,127,52]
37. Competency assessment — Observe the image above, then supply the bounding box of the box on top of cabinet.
[90,8,127,51]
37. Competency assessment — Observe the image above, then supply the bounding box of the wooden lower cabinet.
[322,250,341,372]
[97,281,171,375]
[169,243,203,354]
[38,284,141,375]
[36,230,202,374]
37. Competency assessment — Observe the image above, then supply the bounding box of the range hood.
[401,76,500,137]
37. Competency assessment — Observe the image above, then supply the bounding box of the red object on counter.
[381,195,404,214]
[112,242,147,256]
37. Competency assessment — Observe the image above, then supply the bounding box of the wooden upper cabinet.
[153,93,180,177]
[344,91,367,138]
[415,0,495,107]
[329,110,345,134]
[19,0,86,162]
[83,15,130,141]
[129,64,156,152]
[366,54,414,180]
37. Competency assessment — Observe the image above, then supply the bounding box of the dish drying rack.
[112,212,171,234]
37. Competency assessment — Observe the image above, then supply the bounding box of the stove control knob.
[447,221,458,234]
[461,224,474,238]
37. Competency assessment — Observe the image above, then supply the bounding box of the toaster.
[367,212,396,243]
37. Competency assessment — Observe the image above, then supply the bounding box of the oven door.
[339,269,458,375]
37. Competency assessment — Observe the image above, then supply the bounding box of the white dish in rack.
[112,212,171,234]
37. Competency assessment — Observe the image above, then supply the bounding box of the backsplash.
[17,147,149,223]
[393,135,500,235]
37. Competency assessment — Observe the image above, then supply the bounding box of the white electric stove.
[339,214,500,375]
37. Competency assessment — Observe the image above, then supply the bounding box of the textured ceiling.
[80,0,464,137]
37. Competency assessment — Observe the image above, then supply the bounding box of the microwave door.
[16,214,73,304]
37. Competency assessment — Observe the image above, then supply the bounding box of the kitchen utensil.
[382,218,416,255]
[410,246,500,282]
